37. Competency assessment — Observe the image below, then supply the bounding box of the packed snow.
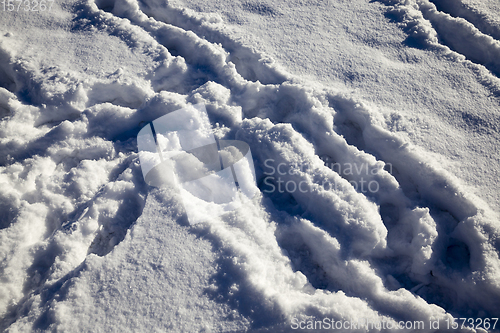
[1,0,500,331]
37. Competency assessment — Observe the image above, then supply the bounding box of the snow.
[1,0,500,331]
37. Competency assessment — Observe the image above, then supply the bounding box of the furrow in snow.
[136,0,289,85]
[1,0,500,330]
[427,0,500,41]
[377,0,500,97]
[417,0,500,78]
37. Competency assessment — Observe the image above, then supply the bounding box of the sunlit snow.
[1,0,500,331]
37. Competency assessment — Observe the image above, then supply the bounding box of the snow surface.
[0,0,500,331]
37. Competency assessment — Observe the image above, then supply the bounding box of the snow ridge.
[378,0,500,95]
[0,0,500,331]
[428,0,500,41]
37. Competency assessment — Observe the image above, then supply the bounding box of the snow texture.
[0,0,500,331]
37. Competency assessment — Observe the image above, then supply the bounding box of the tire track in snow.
[92,0,500,322]
[418,0,500,78]
[135,0,289,85]
[427,0,500,41]
[0,18,156,325]
[377,0,500,86]
[328,93,500,317]
[2,0,500,329]
[73,0,500,323]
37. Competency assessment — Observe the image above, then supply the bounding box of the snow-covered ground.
[1,0,500,331]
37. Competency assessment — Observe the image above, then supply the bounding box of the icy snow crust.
[0,0,499,331]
